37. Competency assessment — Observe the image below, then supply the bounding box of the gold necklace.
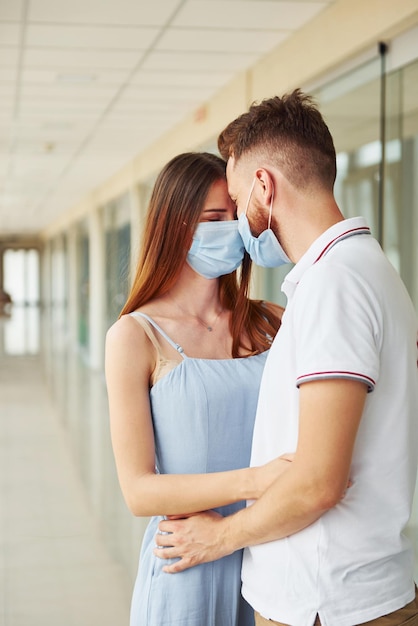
[171,298,223,332]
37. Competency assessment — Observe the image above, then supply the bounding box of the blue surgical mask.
[238,179,291,268]
[187,220,245,279]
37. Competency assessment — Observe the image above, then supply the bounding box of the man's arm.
[154,378,367,572]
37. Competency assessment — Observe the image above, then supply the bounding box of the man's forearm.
[221,466,327,552]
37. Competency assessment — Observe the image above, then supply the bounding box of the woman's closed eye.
[201,209,236,222]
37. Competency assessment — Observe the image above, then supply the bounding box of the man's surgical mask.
[187,220,245,279]
[238,179,291,268]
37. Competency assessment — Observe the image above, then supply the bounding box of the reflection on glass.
[3,305,40,355]
[103,193,131,333]
[311,55,418,314]
[76,223,90,352]
[2,248,41,355]
[4,248,40,305]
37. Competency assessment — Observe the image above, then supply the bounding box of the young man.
[155,90,418,626]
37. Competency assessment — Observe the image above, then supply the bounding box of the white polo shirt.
[241,217,418,626]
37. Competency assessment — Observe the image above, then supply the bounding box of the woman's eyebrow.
[202,208,228,213]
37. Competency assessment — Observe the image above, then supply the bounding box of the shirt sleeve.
[292,260,381,391]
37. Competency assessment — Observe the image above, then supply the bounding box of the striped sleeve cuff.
[296,371,375,392]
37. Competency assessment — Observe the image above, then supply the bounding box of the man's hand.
[152,453,295,573]
[153,510,231,573]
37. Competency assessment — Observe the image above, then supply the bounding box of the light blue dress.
[129,313,268,626]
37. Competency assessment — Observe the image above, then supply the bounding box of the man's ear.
[255,168,274,206]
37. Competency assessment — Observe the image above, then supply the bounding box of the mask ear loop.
[244,179,256,216]
[267,186,274,230]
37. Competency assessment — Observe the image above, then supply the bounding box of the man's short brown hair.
[218,89,337,192]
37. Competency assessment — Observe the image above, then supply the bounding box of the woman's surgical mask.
[238,179,291,268]
[187,220,245,279]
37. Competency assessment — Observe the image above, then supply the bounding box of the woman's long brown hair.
[120,152,281,356]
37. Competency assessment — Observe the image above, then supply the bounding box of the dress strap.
[129,312,186,357]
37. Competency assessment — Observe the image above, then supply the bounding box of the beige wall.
[41,0,418,239]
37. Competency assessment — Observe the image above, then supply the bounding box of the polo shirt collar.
[282,217,371,299]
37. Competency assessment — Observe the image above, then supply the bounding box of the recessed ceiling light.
[56,73,96,84]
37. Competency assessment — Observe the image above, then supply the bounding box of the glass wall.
[2,248,41,355]
[3,247,40,306]
[262,54,418,315]
[314,54,418,312]
[318,58,382,231]
[76,221,90,354]
[49,235,69,353]
[386,59,418,306]
[104,193,131,332]
[41,197,146,583]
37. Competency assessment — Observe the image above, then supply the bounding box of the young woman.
[105,152,285,626]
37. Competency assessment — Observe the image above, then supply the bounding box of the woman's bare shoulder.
[105,312,156,385]
[106,312,152,353]
[107,312,138,339]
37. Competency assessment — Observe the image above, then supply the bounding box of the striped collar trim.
[282,218,371,296]
[314,226,371,263]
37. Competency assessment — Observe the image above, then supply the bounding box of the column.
[88,207,105,371]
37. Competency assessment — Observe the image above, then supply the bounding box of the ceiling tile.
[0,47,20,67]
[0,24,21,45]
[25,24,160,49]
[20,67,131,85]
[156,27,288,53]
[18,102,109,120]
[28,0,183,26]
[120,82,213,102]
[0,102,13,115]
[20,82,119,99]
[107,100,193,122]
[15,105,99,122]
[23,48,144,70]
[0,0,24,21]
[131,69,233,87]
[173,0,328,29]
[0,83,14,98]
[142,50,257,72]
[0,68,18,81]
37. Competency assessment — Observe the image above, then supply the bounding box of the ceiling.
[0,0,337,237]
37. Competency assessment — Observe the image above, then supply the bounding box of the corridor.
[0,312,131,626]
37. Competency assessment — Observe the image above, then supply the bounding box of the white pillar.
[412,137,418,309]
[40,240,53,368]
[88,207,105,370]
[67,226,78,349]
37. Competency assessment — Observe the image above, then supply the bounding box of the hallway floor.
[0,350,131,626]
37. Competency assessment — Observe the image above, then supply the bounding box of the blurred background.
[1,0,418,624]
